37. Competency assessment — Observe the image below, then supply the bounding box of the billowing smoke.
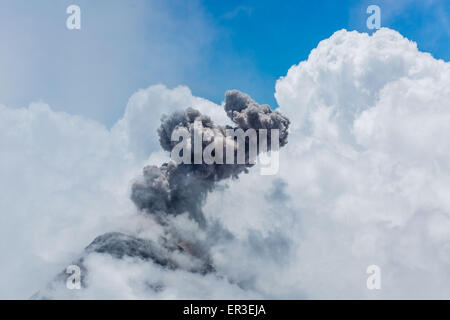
[131,90,290,227]
[33,90,290,298]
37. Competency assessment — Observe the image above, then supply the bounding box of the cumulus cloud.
[218,28,450,298]
[0,84,222,299]
[3,28,450,299]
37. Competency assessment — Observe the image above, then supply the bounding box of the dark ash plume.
[131,90,290,227]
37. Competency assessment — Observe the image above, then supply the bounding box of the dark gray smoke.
[224,90,289,147]
[131,90,290,227]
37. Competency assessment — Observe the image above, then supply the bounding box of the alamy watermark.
[366,264,381,290]
[66,265,81,290]
[366,5,381,30]
[170,120,281,175]
[66,5,81,30]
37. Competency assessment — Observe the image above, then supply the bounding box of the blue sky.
[0,0,448,126]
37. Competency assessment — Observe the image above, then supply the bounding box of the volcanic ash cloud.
[33,90,290,299]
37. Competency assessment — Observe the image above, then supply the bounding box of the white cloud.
[208,28,450,298]
[0,84,222,299]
